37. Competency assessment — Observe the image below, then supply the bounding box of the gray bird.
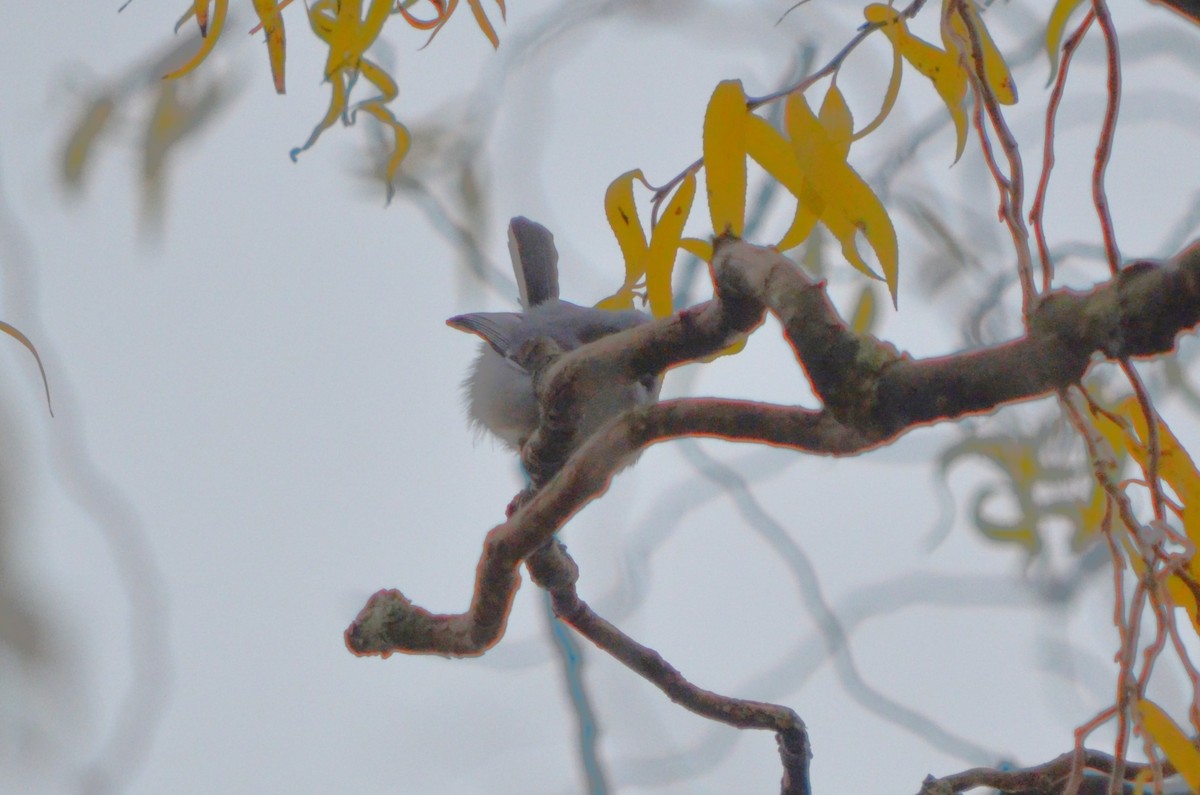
[448,216,660,451]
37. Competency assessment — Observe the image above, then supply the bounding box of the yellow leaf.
[947,1,1017,105]
[290,64,347,162]
[602,169,650,302]
[745,114,804,189]
[1137,699,1200,792]
[1045,0,1088,84]
[703,79,747,237]
[195,0,211,35]
[856,4,904,141]
[466,0,500,48]
[785,89,899,305]
[595,291,635,311]
[1113,397,1200,618]
[679,237,713,262]
[291,0,402,202]
[164,0,228,80]
[251,0,288,94]
[744,115,818,251]
[355,104,411,203]
[819,84,853,159]
[0,321,52,417]
[868,3,968,161]
[358,58,399,105]
[645,173,696,318]
[176,0,211,36]
[1113,398,1200,540]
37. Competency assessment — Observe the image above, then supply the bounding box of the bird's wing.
[446,312,525,359]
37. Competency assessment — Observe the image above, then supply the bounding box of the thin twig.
[951,0,1036,315]
[1031,10,1096,293]
[1091,0,1123,274]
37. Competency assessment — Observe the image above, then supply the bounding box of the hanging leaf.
[946,0,1017,105]
[251,0,289,94]
[1111,396,1200,627]
[164,0,228,80]
[744,114,818,250]
[865,3,968,161]
[1137,699,1200,792]
[0,322,52,417]
[355,104,411,203]
[785,88,900,305]
[466,0,500,49]
[1045,0,1088,84]
[703,79,748,237]
[855,5,904,141]
[644,172,696,318]
[291,0,409,199]
[598,169,651,310]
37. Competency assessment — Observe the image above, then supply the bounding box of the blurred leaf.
[939,432,1081,558]
[849,284,876,334]
[192,0,211,36]
[703,79,747,237]
[141,77,228,227]
[60,93,116,190]
[355,104,411,203]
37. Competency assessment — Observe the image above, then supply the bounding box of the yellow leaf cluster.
[1090,396,1200,632]
[603,74,903,324]
[160,1,507,201]
[733,82,899,305]
[597,169,696,319]
[291,0,410,202]
[864,2,1015,162]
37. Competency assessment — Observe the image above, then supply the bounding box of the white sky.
[0,2,1198,794]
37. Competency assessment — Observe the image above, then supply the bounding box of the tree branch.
[345,237,1200,795]
[347,236,1200,657]
[917,748,1177,794]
